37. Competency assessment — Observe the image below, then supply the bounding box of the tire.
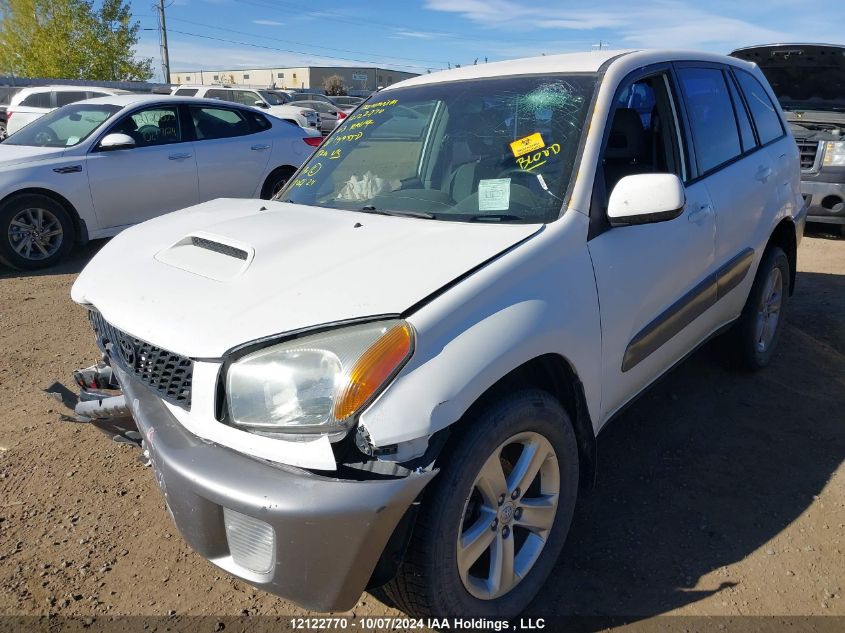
[261,166,296,200]
[383,389,579,618]
[730,246,789,370]
[0,193,74,270]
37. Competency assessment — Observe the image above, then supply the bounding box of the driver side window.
[110,106,182,147]
[602,73,685,196]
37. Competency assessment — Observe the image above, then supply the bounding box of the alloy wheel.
[7,207,64,261]
[755,266,782,353]
[456,431,559,600]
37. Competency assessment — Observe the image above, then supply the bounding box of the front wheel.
[383,389,579,618]
[0,193,74,270]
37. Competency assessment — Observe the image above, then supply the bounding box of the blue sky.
[130,0,845,81]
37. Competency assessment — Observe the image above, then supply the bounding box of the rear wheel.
[260,166,296,200]
[0,193,74,270]
[383,389,579,618]
[730,246,789,370]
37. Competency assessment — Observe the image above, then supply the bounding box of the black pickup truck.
[731,44,845,236]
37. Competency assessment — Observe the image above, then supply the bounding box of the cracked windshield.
[280,75,597,223]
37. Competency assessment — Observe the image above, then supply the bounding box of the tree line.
[0,0,152,81]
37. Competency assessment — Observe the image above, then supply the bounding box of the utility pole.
[156,0,171,83]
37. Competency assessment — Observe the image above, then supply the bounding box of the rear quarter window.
[175,88,198,97]
[734,70,784,145]
[20,92,52,108]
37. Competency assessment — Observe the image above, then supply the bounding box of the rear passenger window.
[204,89,230,101]
[726,76,756,152]
[678,67,741,173]
[20,92,51,108]
[191,107,252,139]
[56,91,89,107]
[734,70,784,145]
[232,90,261,107]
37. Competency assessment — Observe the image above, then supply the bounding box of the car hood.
[730,44,845,111]
[0,144,66,168]
[71,199,541,358]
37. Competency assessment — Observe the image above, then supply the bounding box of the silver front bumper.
[116,365,436,612]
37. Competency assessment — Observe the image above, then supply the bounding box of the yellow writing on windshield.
[361,98,398,110]
[516,143,561,171]
[329,131,364,144]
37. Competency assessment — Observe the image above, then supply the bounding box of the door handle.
[687,204,712,224]
[251,144,270,151]
[755,166,772,182]
[168,153,192,160]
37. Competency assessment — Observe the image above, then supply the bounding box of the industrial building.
[168,65,418,92]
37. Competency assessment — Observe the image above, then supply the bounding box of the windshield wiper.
[357,206,436,219]
[468,214,527,222]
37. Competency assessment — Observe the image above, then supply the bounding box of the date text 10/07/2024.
[289,617,547,630]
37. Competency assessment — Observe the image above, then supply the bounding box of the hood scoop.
[155,232,255,281]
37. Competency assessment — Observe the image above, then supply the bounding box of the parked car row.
[0,80,375,269]
[171,84,321,130]
[0,94,320,270]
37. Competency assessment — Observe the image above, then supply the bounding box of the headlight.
[823,141,845,167]
[225,320,413,435]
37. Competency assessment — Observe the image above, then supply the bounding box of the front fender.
[359,210,602,449]
[0,160,97,231]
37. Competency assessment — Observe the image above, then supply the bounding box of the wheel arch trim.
[0,187,87,245]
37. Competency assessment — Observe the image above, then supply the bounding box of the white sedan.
[0,94,321,270]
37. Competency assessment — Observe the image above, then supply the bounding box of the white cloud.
[252,19,284,26]
[422,0,812,51]
[389,29,445,40]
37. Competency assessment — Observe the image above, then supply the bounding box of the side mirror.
[607,173,685,226]
[98,133,136,151]
[255,100,269,108]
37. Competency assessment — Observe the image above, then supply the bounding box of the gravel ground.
[0,225,843,629]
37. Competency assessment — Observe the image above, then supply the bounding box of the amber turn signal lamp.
[334,323,413,420]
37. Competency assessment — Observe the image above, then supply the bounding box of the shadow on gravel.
[527,267,845,623]
[0,240,105,279]
[804,222,844,241]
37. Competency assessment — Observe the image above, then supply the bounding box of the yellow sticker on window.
[510,132,545,158]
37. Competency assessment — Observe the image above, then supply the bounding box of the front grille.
[796,140,820,170]
[89,311,193,409]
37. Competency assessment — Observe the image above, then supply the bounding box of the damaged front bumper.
[114,364,436,612]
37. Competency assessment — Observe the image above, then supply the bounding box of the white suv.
[172,84,320,130]
[73,50,805,618]
[5,85,128,136]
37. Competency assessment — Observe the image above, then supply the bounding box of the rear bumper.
[116,365,436,612]
[801,181,845,225]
